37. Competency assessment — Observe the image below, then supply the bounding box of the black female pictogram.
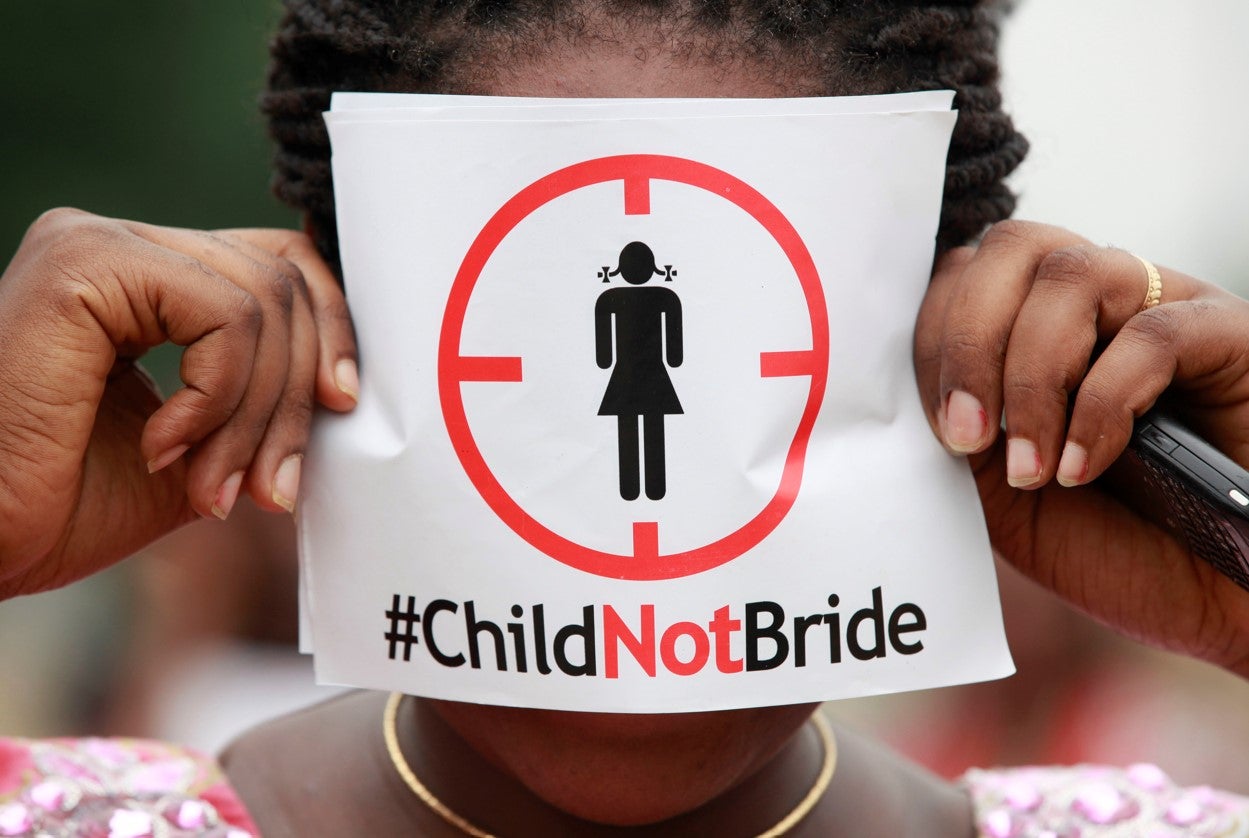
[595,241,683,501]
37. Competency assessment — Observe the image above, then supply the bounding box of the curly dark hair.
[263,0,1028,271]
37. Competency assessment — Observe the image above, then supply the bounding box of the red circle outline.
[439,155,828,580]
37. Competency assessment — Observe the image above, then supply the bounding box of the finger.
[181,303,291,520]
[936,221,1088,455]
[127,224,299,518]
[999,246,1181,488]
[226,229,359,412]
[1061,294,1234,486]
[915,246,974,440]
[211,233,320,512]
[248,281,318,514]
[113,238,262,468]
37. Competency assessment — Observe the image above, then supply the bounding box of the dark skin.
[220,692,972,837]
[3,10,1249,837]
[0,210,358,595]
[919,226,1249,670]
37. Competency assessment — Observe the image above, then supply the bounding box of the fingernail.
[1006,438,1043,488]
[147,444,189,474]
[272,455,302,514]
[211,471,245,520]
[1057,442,1090,487]
[335,358,359,402]
[945,390,989,453]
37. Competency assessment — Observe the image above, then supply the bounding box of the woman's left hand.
[914,220,1249,676]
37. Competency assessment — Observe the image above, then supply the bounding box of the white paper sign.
[299,92,1013,713]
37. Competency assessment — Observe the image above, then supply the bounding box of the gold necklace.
[383,692,837,837]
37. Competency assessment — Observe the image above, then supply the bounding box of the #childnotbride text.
[384,588,927,678]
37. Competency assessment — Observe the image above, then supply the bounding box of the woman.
[3,1,1249,835]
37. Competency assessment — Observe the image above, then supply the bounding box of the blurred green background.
[2,1,294,388]
[1,1,291,256]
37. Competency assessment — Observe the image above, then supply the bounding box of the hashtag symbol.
[384,594,420,661]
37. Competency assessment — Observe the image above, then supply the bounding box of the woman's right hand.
[0,208,358,598]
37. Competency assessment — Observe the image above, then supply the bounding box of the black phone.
[1103,408,1249,592]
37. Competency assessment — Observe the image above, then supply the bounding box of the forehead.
[470,51,825,99]
[443,12,828,99]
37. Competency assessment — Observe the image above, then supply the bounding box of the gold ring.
[1133,254,1163,311]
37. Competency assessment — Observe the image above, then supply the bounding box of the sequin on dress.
[0,737,257,837]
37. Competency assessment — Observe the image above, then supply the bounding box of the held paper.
[299,93,1014,712]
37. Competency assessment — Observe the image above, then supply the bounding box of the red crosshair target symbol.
[438,155,829,581]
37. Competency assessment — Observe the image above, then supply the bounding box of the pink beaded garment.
[0,737,257,837]
[965,763,1249,837]
[5,735,1249,836]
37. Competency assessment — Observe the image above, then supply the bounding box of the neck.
[396,697,832,836]
[222,691,974,838]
